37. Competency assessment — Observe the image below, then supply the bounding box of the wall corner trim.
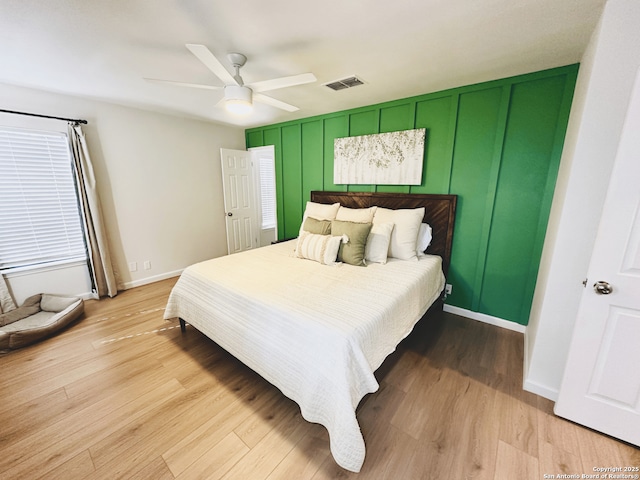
[523,378,559,402]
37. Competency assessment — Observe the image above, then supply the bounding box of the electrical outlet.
[445,284,452,295]
[143,260,151,270]
[128,262,137,272]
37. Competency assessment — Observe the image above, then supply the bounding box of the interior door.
[554,68,640,446]
[220,148,258,254]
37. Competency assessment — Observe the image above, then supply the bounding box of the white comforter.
[164,240,445,472]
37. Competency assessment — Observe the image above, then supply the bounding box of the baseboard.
[80,291,99,301]
[523,378,559,401]
[442,304,527,334]
[121,269,183,291]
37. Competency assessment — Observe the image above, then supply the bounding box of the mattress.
[164,240,445,472]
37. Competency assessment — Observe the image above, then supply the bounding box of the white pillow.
[295,232,342,265]
[335,206,377,223]
[299,201,340,237]
[365,222,394,264]
[373,207,425,260]
[302,201,340,221]
[416,223,433,256]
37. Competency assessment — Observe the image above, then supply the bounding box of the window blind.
[0,127,87,271]
[258,156,277,229]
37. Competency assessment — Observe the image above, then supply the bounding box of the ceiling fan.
[145,44,317,114]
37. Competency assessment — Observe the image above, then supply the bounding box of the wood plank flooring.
[1,277,637,479]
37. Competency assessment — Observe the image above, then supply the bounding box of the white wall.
[525,0,640,400]
[1,84,245,303]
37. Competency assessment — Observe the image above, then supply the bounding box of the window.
[257,154,277,230]
[0,127,87,271]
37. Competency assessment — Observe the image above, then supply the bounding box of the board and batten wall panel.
[447,86,506,313]
[323,116,348,193]
[246,65,578,326]
[481,75,572,322]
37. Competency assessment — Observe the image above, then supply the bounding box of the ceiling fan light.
[224,85,253,115]
[225,99,253,115]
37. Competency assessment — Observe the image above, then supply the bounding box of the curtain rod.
[0,109,88,125]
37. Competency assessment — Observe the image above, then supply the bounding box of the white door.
[554,68,640,446]
[220,148,258,254]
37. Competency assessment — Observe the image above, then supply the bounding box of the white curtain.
[68,124,117,298]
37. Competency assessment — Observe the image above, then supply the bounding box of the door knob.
[593,281,613,295]
[227,212,233,217]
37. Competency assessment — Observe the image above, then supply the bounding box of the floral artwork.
[333,128,426,185]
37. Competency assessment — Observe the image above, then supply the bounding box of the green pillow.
[303,217,332,235]
[331,220,372,266]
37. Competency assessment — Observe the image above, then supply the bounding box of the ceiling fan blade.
[249,73,317,93]
[185,44,237,85]
[254,93,299,112]
[144,78,222,90]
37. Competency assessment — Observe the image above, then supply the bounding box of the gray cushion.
[0,294,42,327]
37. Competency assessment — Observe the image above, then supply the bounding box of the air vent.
[323,76,365,91]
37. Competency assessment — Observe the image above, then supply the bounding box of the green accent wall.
[245,65,578,326]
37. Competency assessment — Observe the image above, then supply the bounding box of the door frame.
[249,145,277,246]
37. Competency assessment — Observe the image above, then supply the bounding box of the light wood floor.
[1,278,637,479]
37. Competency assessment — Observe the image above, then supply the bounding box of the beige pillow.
[295,232,342,265]
[299,201,340,238]
[365,222,394,264]
[335,206,377,223]
[373,207,425,260]
[331,220,372,266]
[302,201,340,221]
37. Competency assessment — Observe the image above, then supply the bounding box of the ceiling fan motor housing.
[224,85,252,103]
[224,85,253,114]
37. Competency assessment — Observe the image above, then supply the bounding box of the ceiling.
[1,0,606,128]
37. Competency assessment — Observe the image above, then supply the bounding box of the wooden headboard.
[310,191,457,274]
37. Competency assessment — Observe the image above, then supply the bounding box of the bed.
[163,191,457,472]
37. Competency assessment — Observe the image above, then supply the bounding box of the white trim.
[442,304,527,333]
[2,258,88,278]
[121,269,183,290]
[522,335,559,401]
[523,378,559,401]
[79,291,99,301]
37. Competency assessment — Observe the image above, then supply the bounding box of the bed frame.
[311,191,457,274]
[179,191,457,333]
